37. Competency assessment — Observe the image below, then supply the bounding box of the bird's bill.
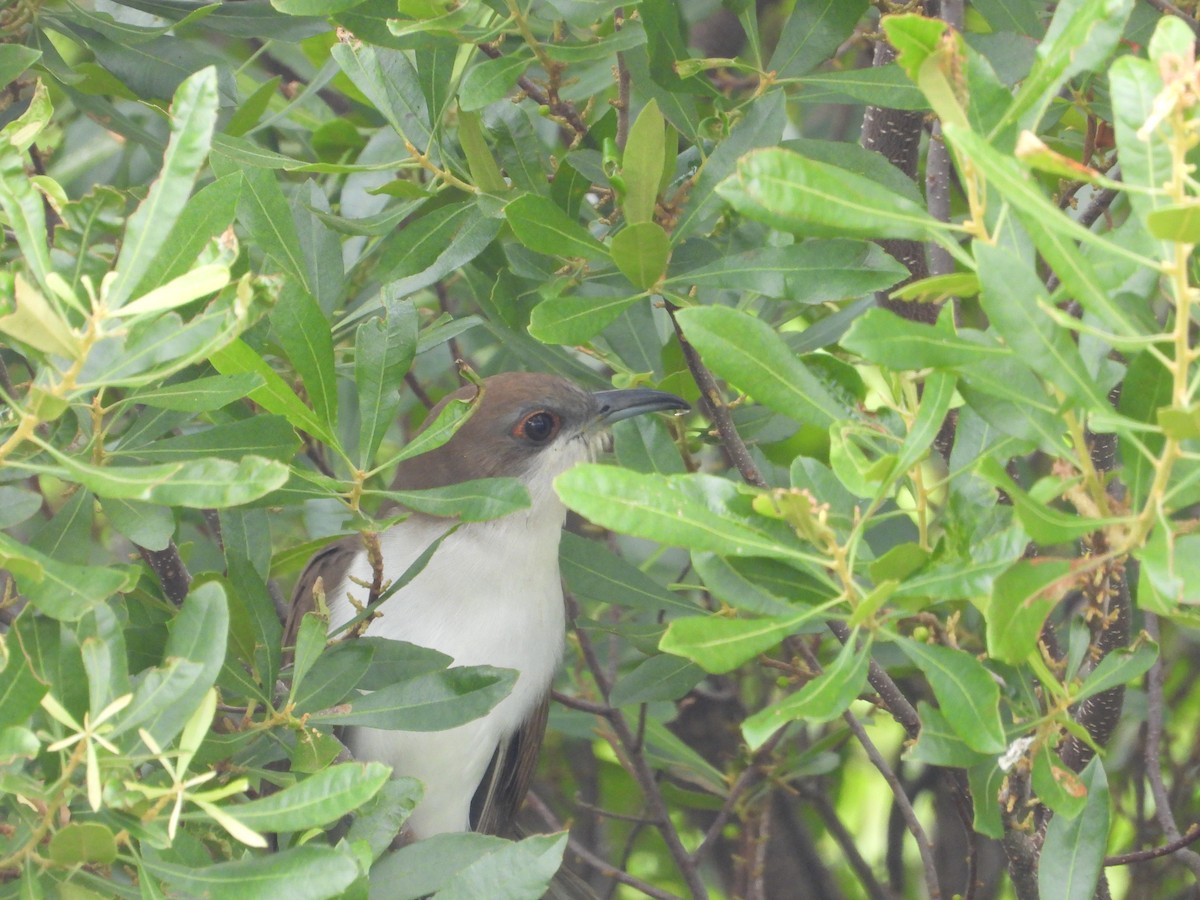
[591,387,690,424]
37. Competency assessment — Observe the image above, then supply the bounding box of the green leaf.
[288,612,329,701]
[0,618,49,730]
[373,478,531,522]
[107,67,219,309]
[768,0,867,78]
[742,635,870,749]
[560,531,696,613]
[1033,743,1088,820]
[996,0,1131,135]
[660,608,823,674]
[434,832,568,900]
[716,147,945,241]
[331,42,432,152]
[48,823,118,866]
[943,123,1151,337]
[528,291,640,345]
[796,64,927,110]
[841,308,1007,369]
[611,221,669,289]
[0,274,80,358]
[118,415,298,464]
[610,654,705,706]
[986,558,1073,665]
[100,498,175,552]
[897,638,1006,754]
[225,762,390,832]
[907,702,994,767]
[623,100,665,225]
[124,373,265,412]
[126,171,242,300]
[459,52,529,111]
[666,240,908,301]
[355,290,418,467]
[674,305,848,427]
[0,45,41,87]
[308,666,516,730]
[557,466,817,566]
[272,284,337,434]
[142,844,360,900]
[210,338,335,443]
[1038,757,1109,900]
[369,833,509,900]
[291,642,374,714]
[346,777,423,860]
[976,239,1108,410]
[41,449,290,509]
[0,725,40,765]
[458,110,507,194]
[0,93,55,294]
[0,532,132,622]
[1145,202,1200,241]
[1075,639,1158,702]
[504,193,609,261]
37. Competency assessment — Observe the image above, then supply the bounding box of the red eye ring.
[515,410,559,443]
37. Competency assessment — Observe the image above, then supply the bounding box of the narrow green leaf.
[623,100,665,225]
[459,53,529,111]
[373,478,530,522]
[611,221,669,289]
[1075,639,1158,702]
[0,618,49,730]
[124,373,265,412]
[356,292,418,467]
[660,607,823,674]
[560,531,696,613]
[976,240,1108,410]
[556,466,817,566]
[458,110,507,193]
[1038,758,1110,900]
[674,306,848,427]
[666,240,908,301]
[898,638,1006,754]
[0,532,131,622]
[100,498,175,552]
[610,654,705,706]
[108,67,219,309]
[308,666,516,731]
[331,42,432,152]
[0,88,56,293]
[894,370,955,477]
[0,45,41,87]
[142,844,359,900]
[768,0,867,78]
[842,307,1007,369]
[272,285,337,434]
[742,635,871,749]
[288,612,329,701]
[528,291,640,345]
[504,193,609,261]
[40,448,290,509]
[717,147,946,241]
[210,338,335,443]
[225,762,390,831]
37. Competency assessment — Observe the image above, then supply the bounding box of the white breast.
[327,506,568,837]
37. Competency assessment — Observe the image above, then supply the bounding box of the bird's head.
[392,372,689,508]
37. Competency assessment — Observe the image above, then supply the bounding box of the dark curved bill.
[591,388,690,424]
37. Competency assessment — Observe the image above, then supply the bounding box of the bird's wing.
[469,692,551,835]
[282,535,360,664]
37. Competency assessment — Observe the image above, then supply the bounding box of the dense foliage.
[1,0,1199,897]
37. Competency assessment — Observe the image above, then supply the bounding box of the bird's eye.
[517,410,558,443]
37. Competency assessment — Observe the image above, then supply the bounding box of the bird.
[284,371,689,841]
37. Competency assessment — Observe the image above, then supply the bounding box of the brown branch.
[1105,824,1200,866]
[802,784,896,899]
[1142,0,1200,35]
[137,541,191,606]
[476,43,588,141]
[568,596,710,899]
[614,7,632,150]
[1143,612,1200,879]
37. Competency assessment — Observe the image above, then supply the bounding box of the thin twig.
[1143,613,1200,878]
[1142,0,1200,35]
[568,596,710,899]
[614,7,632,149]
[525,791,685,900]
[476,43,589,140]
[1105,824,1200,866]
[803,784,896,899]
